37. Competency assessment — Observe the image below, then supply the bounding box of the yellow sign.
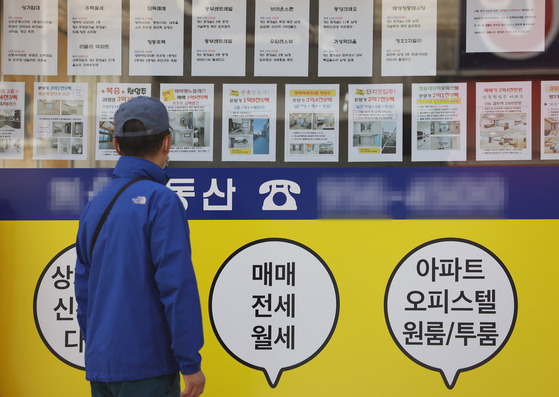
[358,148,381,154]
[1,219,558,396]
[162,89,176,102]
[230,149,251,155]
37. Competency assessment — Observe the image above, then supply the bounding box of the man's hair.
[115,119,168,157]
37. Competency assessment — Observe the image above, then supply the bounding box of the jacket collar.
[113,156,169,185]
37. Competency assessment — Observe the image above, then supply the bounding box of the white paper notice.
[381,0,437,77]
[3,0,58,75]
[541,81,559,160]
[466,0,545,53]
[191,0,246,76]
[95,83,151,161]
[254,0,309,77]
[222,85,276,162]
[160,84,214,162]
[285,85,339,163]
[348,84,403,162]
[476,81,532,161]
[33,83,88,160]
[0,83,25,160]
[412,83,467,162]
[318,0,373,77]
[67,0,122,76]
[130,0,184,76]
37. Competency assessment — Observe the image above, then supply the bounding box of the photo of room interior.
[353,121,397,154]
[98,121,115,150]
[314,113,335,130]
[0,109,21,129]
[36,137,71,155]
[543,117,559,154]
[71,138,83,155]
[432,121,460,134]
[228,118,253,150]
[289,113,313,130]
[37,100,61,115]
[74,122,83,137]
[0,138,22,154]
[319,143,334,154]
[417,121,460,150]
[480,113,527,150]
[290,144,305,154]
[168,111,209,148]
[52,122,73,137]
[61,100,84,115]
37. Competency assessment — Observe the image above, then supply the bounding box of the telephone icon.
[259,179,301,211]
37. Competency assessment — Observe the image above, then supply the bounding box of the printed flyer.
[381,0,437,76]
[285,85,339,163]
[160,84,214,162]
[67,0,122,76]
[33,83,88,160]
[254,0,310,77]
[191,0,246,76]
[318,0,373,77]
[2,0,58,75]
[412,83,467,162]
[0,82,25,160]
[541,81,559,160]
[129,0,184,76]
[222,84,276,162]
[466,0,545,53]
[347,84,403,162]
[95,83,151,161]
[476,81,532,161]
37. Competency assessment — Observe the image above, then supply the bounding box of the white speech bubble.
[385,238,517,389]
[34,244,85,370]
[209,238,339,388]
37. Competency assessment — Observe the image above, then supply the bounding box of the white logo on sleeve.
[132,196,147,205]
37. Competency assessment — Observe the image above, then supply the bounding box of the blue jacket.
[75,156,203,382]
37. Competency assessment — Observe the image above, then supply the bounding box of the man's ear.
[164,134,171,153]
[113,138,122,155]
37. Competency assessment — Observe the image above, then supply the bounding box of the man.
[75,96,205,397]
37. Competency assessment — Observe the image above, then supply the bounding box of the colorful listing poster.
[254,0,310,77]
[476,81,532,161]
[381,0,437,77]
[466,0,545,53]
[412,83,467,162]
[541,81,559,160]
[285,85,339,162]
[33,83,88,160]
[348,84,403,162]
[222,84,277,162]
[95,83,151,161]
[67,0,122,76]
[318,0,373,77]
[129,0,184,76]
[2,0,58,75]
[0,83,25,160]
[160,84,214,162]
[191,0,246,76]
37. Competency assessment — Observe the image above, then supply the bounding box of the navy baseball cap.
[114,96,171,137]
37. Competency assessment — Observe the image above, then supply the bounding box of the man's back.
[75,156,203,382]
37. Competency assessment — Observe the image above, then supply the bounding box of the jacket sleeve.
[74,217,90,341]
[149,189,204,375]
